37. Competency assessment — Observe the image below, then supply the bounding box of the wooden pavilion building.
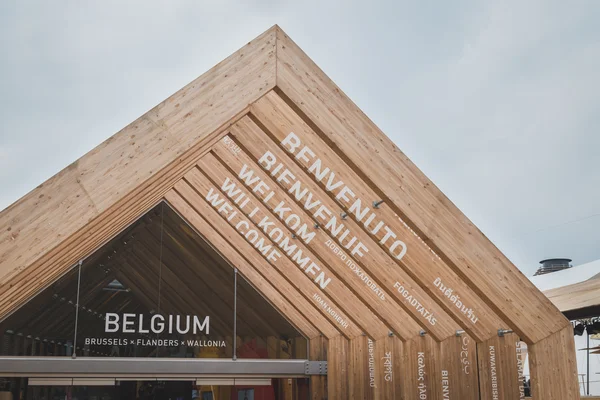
[0,25,580,400]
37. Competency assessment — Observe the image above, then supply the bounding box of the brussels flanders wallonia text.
[83,313,224,348]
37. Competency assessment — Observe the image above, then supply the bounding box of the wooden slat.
[274,26,565,344]
[167,185,342,339]
[251,91,507,342]
[228,116,458,341]
[200,148,409,340]
[164,189,324,339]
[401,336,442,400]
[477,332,522,400]
[440,335,479,400]
[529,325,580,400]
[0,24,277,317]
[210,135,422,341]
[309,336,327,400]
[182,166,367,338]
[374,336,402,400]
[328,336,349,400]
[348,336,375,400]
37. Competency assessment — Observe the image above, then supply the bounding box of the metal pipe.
[0,357,323,376]
[72,260,83,359]
[588,330,590,396]
[233,268,238,361]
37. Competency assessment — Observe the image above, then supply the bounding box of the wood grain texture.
[309,336,328,400]
[251,90,507,342]
[196,152,389,339]
[164,189,326,339]
[167,183,343,339]
[274,26,566,344]
[529,325,580,400]
[228,115,455,340]
[348,336,376,400]
[400,336,442,400]
[477,332,523,400]
[0,25,276,313]
[328,336,349,400]
[374,336,403,400]
[440,335,479,400]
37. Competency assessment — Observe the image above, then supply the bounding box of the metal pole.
[72,260,83,359]
[588,330,590,396]
[233,268,238,361]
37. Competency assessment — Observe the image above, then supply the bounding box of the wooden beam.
[196,153,389,339]
[210,134,424,341]
[309,336,327,400]
[348,336,376,400]
[0,28,270,323]
[178,170,363,338]
[529,325,580,400]
[273,25,564,345]
[374,335,403,400]
[228,116,461,341]
[440,335,479,399]
[250,91,508,342]
[164,189,328,339]
[0,26,277,293]
[328,336,349,400]
[477,332,522,400]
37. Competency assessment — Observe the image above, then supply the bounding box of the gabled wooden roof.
[0,25,570,346]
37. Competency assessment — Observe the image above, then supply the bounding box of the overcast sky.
[0,1,598,276]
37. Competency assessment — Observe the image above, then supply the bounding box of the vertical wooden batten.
[529,324,579,400]
[309,336,328,400]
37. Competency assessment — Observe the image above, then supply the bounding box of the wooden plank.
[0,103,245,320]
[440,334,479,400]
[328,336,349,400]
[0,25,275,322]
[477,332,523,400]
[274,26,565,344]
[401,336,441,400]
[164,189,325,339]
[0,26,277,291]
[198,150,400,339]
[309,336,327,400]
[210,135,422,341]
[374,335,402,400]
[168,183,342,339]
[250,91,507,342]
[348,336,376,400]
[228,116,458,341]
[182,166,367,338]
[529,325,580,400]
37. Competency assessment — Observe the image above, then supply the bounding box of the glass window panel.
[235,274,307,360]
[75,202,235,358]
[1,200,308,364]
[0,263,77,357]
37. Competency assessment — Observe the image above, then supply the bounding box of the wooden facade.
[0,26,580,399]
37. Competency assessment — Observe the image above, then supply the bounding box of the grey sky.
[0,1,598,276]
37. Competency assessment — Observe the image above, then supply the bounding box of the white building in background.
[527,259,600,396]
